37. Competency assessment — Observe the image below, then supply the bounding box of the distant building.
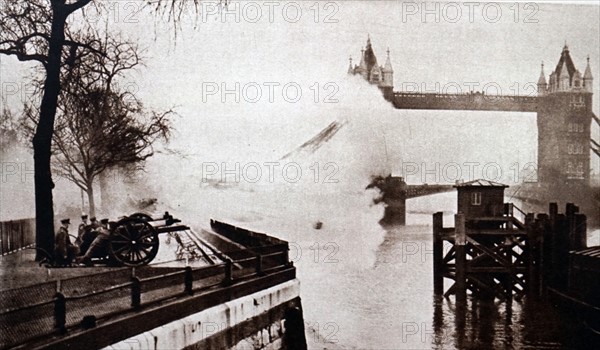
[348,36,394,97]
[536,44,594,187]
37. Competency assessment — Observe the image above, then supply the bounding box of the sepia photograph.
[1,0,599,349]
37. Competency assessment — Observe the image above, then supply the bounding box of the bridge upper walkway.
[392,92,539,112]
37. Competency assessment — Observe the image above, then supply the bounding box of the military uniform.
[76,216,88,246]
[54,220,78,266]
[79,218,100,255]
[81,219,111,264]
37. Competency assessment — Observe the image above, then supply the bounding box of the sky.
[1,0,599,219]
[128,0,600,175]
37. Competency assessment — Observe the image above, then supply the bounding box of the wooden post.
[568,214,587,288]
[549,203,558,222]
[433,212,444,296]
[526,214,540,297]
[525,213,534,226]
[539,214,553,292]
[223,259,233,286]
[256,254,264,276]
[131,277,141,309]
[455,214,467,304]
[566,203,578,251]
[574,214,587,250]
[54,292,66,334]
[506,203,514,229]
[184,266,193,295]
[554,214,570,290]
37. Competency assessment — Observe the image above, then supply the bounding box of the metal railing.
[0,244,292,350]
[505,202,529,227]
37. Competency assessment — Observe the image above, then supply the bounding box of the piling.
[454,214,467,304]
[526,213,540,296]
[433,212,444,296]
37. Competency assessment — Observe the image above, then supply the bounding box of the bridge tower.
[536,45,594,204]
[348,36,394,98]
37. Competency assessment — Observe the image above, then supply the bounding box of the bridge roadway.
[368,176,455,200]
[405,183,455,199]
[391,92,538,112]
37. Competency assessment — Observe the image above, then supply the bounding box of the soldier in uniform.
[54,218,78,266]
[79,218,112,266]
[89,216,99,229]
[78,216,99,256]
[75,214,88,246]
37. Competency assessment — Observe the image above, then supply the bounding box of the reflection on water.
[370,225,598,350]
[299,223,598,349]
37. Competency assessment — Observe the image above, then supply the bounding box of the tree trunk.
[87,182,96,218]
[33,8,67,260]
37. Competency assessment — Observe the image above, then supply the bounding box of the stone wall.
[105,279,306,350]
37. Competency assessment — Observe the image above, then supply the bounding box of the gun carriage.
[82,212,189,267]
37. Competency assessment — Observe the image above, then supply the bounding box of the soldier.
[75,214,88,246]
[89,216,99,229]
[54,218,78,266]
[78,216,99,256]
[79,218,111,266]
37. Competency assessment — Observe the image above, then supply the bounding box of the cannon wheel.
[109,217,159,266]
[129,212,154,221]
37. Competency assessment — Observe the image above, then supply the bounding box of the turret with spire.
[537,62,547,95]
[348,35,394,92]
[347,56,353,74]
[381,48,394,88]
[584,56,594,92]
[542,43,592,94]
[355,48,367,79]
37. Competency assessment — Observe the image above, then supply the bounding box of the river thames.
[164,185,600,349]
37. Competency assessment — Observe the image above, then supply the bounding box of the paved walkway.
[0,248,123,290]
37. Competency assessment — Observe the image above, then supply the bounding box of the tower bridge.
[351,38,599,224]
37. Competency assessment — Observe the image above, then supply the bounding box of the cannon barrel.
[132,211,181,227]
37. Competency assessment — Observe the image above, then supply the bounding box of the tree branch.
[64,0,94,14]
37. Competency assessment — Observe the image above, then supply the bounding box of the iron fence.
[0,243,292,349]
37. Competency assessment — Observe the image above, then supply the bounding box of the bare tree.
[25,88,173,217]
[20,33,174,217]
[0,0,203,259]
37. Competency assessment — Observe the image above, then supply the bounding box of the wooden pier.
[432,181,590,303]
[433,204,535,301]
